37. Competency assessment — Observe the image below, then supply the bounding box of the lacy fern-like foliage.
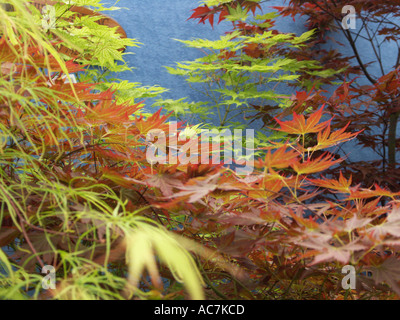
[0,0,205,300]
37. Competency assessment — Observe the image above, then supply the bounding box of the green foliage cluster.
[29,0,168,107]
[157,7,338,133]
[0,0,204,300]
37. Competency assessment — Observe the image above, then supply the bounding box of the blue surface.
[106,0,230,102]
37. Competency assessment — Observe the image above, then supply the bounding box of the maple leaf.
[254,146,299,170]
[313,122,361,151]
[299,236,366,265]
[218,8,229,24]
[367,257,400,296]
[79,100,143,125]
[172,173,220,203]
[273,106,331,135]
[146,172,184,197]
[291,153,342,175]
[347,184,400,200]
[134,109,174,136]
[243,43,264,59]
[243,1,262,15]
[309,171,353,193]
[216,229,263,257]
[343,215,373,233]
[218,208,267,226]
[247,174,286,200]
[357,198,389,217]
[368,206,400,240]
[289,209,320,230]
[188,5,215,28]
[278,88,318,117]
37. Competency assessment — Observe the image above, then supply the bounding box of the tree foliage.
[186,0,400,191]
[2,0,400,301]
[0,0,205,300]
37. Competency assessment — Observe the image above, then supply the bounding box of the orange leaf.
[291,153,342,175]
[313,122,361,151]
[273,106,330,135]
[309,171,353,193]
[347,184,400,200]
[254,147,299,170]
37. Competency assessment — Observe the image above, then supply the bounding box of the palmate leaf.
[85,100,144,125]
[171,173,221,203]
[193,0,262,26]
[188,5,215,28]
[254,146,299,170]
[309,171,353,193]
[312,122,361,152]
[146,172,185,197]
[343,215,372,233]
[367,257,400,296]
[273,106,330,135]
[368,206,400,240]
[347,184,400,200]
[225,5,249,22]
[247,174,286,200]
[28,0,139,73]
[133,109,173,136]
[291,153,342,175]
[299,236,367,265]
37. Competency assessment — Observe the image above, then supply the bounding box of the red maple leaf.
[188,5,215,28]
[273,106,331,135]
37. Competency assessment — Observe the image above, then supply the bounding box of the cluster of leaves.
[187,0,400,192]
[157,0,339,137]
[145,0,400,299]
[271,0,400,192]
[28,0,168,107]
[147,106,400,299]
[0,0,209,300]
